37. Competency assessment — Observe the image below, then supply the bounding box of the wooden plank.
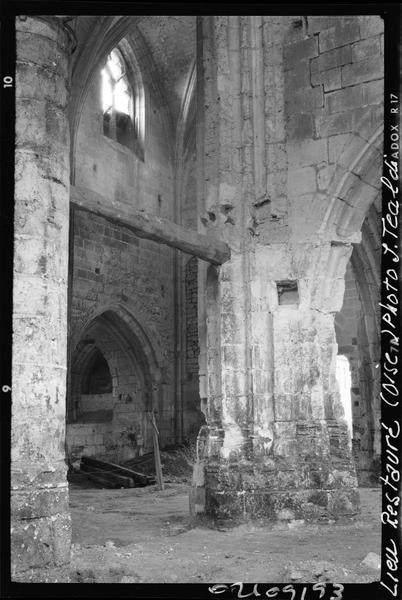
[71,185,231,266]
[124,452,155,470]
[147,411,164,491]
[81,455,154,486]
[80,462,135,488]
[81,469,124,489]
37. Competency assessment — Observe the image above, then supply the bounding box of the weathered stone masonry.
[11,14,383,581]
[67,206,176,462]
[191,15,383,521]
[12,16,72,581]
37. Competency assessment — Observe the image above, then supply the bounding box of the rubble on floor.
[68,482,381,584]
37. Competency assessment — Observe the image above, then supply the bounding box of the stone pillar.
[12,16,72,581]
[191,15,359,523]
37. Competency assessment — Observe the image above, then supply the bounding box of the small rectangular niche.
[276,280,299,305]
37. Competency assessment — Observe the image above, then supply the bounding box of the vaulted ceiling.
[69,15,196,136]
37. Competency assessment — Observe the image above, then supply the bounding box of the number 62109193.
[208,582,344,600]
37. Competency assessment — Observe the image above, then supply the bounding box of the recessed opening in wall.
[276,280,299,305]
[67,309,161,474]
[334,237,381,487]
[81,348,113,395]
[77,347,114,423]
[101,47,140,153]
[335,354,353,439]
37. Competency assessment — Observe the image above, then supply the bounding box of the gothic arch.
[319,119,383,241]
[68,305,162,422]
[68,17,173,183]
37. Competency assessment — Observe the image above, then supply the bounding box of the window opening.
[101,48,135,149]
[335,354,353,440]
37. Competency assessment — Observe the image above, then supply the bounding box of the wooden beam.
[70,185,230,265]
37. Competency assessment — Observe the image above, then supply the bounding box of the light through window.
[101,48,134,148]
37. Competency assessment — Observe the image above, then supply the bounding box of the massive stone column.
[191,15,360,522]
[12,16,72,581]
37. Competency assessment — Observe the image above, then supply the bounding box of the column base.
[203,487,360,523]
[12,565,71,583]
[11,482,71,582]
[190,455,360,524]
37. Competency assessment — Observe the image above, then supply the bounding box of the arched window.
[101,48,136,150]
[81,348,113,395]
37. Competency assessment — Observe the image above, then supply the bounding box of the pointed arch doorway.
[66,308,162,466]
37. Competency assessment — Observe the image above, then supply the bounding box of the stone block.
[319,22,360,53]
[307,16,338,36]
[317,164,335,191]
[266,169,287,198]
[205,489,244,520]
[16,31,69,78]
[253,369,269,395]
[285,63,311,89]
[362,79,384,105]
[287,138,328,167]
[14,364,67,429]
[16,99,68,150]
[295,394,314,420]
[222,345,246,370]
[274,394,293,421]
[11,487,69,520]
[266,142,287,171]
[311,66,341,92]
[358,16,383,39]
[11,511,71,575]
[310,45,352,73]
[350,105,383,138]
[12,418,66,466]
[16,62,68,107]
[221,313,246,344]
[273,425,297,459]
[327,487,360,516]
[263,42,283,67]
[16,16,66,44]
[328,133,354,163]
[286,86,324,114]
[351,36,381,62]
[316,111,353,138]
[341,55,384,87]
[325,85,364,113]
[15,152,69,209]
[288,167,317,196]
[287,114,315,140]
[12,518,54,573]
[13,277,66,322]
[284,37,318,68]
[11,465,68,492]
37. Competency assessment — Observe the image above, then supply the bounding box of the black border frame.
[1,3,400,599]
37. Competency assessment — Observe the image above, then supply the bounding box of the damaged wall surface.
[11,14,384,581]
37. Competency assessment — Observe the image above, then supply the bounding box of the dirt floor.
[69,472,381,584]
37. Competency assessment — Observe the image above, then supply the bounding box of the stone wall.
[284,15,383,240]
[68,42,178,455]
[68,208,176,455]
[185,257,199,375]
[182,256,204,440]
[191,14,383,523]
[12,16,72,581]
[74,50,173,217]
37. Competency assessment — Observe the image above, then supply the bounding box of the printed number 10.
[3,76,13,87]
